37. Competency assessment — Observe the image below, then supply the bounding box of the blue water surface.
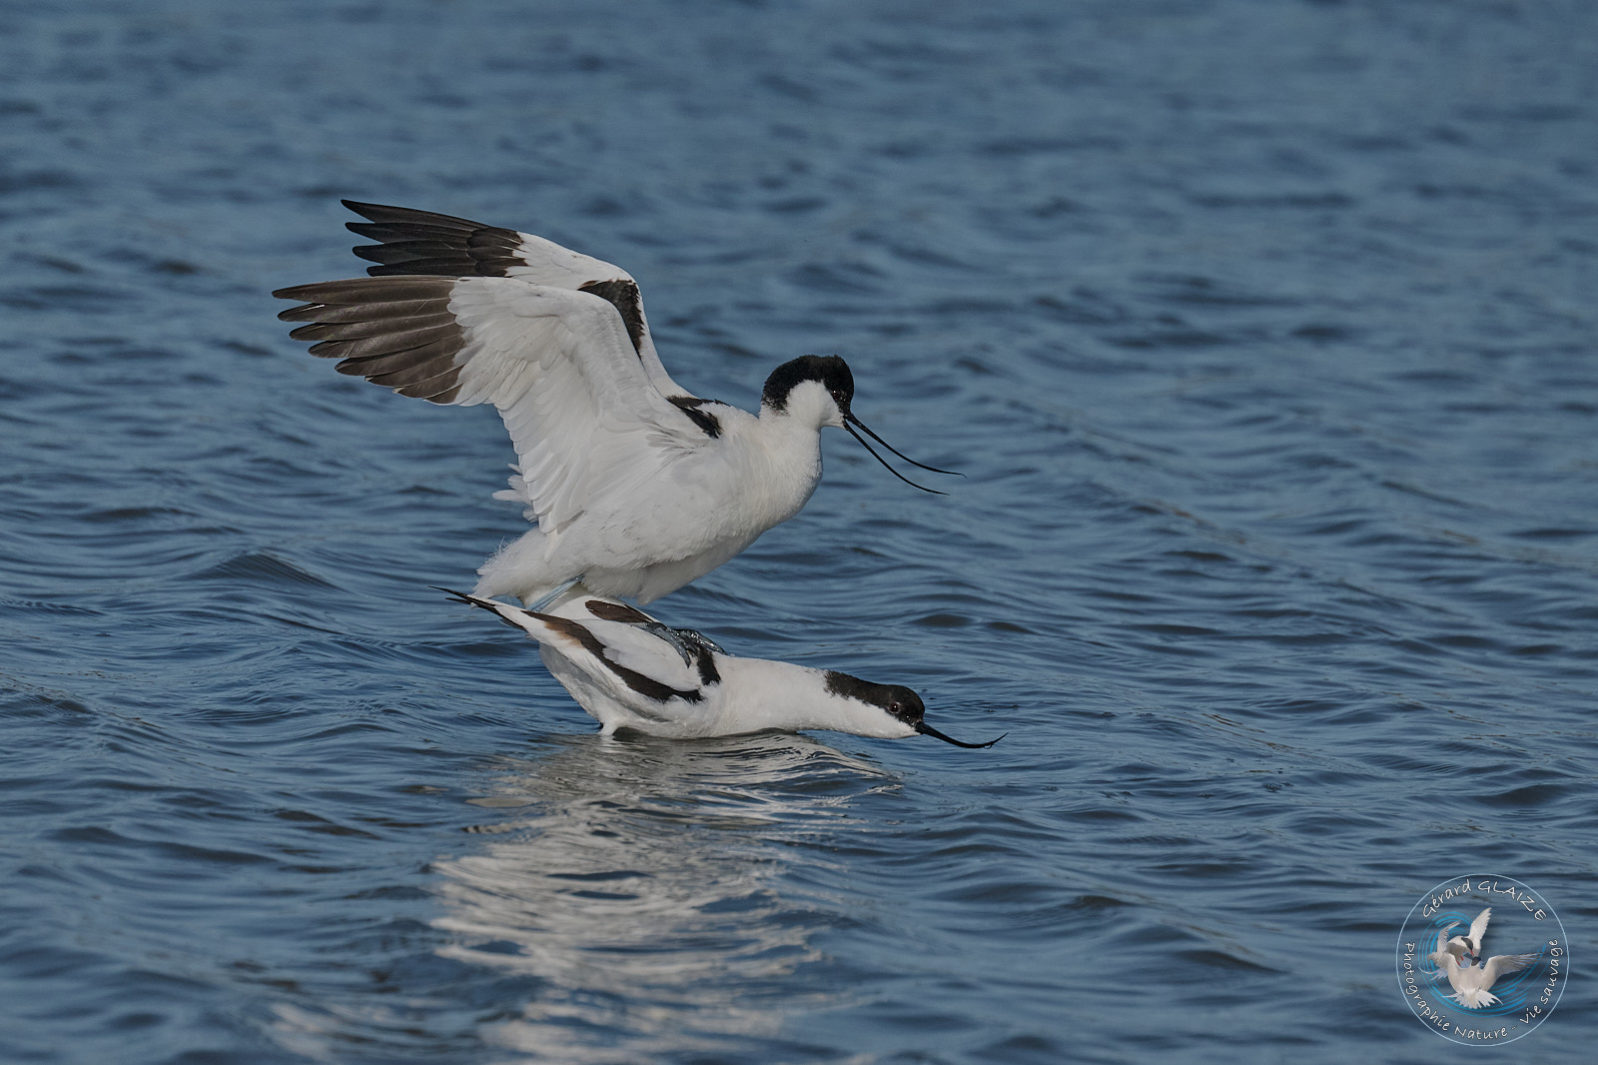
[3,1,1597,1062]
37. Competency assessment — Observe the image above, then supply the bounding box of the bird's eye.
[888,701,901,714]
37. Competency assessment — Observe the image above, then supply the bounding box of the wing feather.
[540,596,705,696]
[341,200,687,396]
[274,275,712,533]
[1480,953,1538,982]
[1433,923,1458,958]
[1468,908,1492,952]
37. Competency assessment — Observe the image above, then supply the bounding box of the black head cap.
[824,670,924,725]
[823,669,1003,748]
[762,355,854,414]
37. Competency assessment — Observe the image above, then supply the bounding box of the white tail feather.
[1449,988,1499,1009]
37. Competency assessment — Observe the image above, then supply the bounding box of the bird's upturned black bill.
[916,721,1006,749]
[843,415,960,494]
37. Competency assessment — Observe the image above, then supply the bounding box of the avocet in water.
[446,590,1003,747]
[275,201,954,604]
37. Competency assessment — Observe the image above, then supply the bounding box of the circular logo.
[1395,875,1567,1045]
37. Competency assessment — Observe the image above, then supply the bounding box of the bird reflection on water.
[430,732,900,1060]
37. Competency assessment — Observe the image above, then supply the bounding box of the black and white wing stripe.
[274,275,713,535]
[340,200,686,398]
[447,590,711,707]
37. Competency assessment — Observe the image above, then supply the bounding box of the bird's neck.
[754,403,827,444]
[738,410,824,515]
[718,659,906,739]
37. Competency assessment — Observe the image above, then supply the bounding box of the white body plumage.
[474,369,835,604]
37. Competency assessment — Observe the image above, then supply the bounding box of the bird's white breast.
[563,410,824,602]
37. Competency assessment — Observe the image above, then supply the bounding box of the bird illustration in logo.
[1448,907,1493,964]
[1428,907,1539,1009]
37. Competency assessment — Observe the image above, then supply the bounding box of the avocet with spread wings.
[275,202,953,604]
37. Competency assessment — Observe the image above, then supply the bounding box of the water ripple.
[5,1,1598,1063]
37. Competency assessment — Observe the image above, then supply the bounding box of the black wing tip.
[271,276,457,304]
[340,200,409,231]
[340,198,488,233]
[272,283,316,302]
[438,588,536,632]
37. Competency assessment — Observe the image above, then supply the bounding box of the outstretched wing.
[274,275,716,534]
[1480,952,1538,985]
[1467,908,1492,953]
[340,200,687,397]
